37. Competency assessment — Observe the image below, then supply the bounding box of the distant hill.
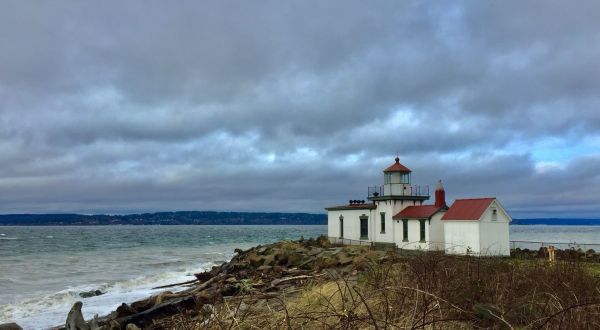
[2,213,598,226]
[0,211,327,226]
[512,218,600,226]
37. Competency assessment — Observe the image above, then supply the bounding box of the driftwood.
[114,296,197,328]
[270,274,325,287]
[152,278,198,289]
[189,273,227,294]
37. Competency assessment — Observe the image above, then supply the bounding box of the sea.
[2,224,600,329]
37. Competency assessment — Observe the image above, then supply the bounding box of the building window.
[402,219,408,242]
[419,219,426,242]
[492,209,497,221]
[360,215,369,240]
[339,215,344,238]
[380,212,386,233]
[384,173,391,184]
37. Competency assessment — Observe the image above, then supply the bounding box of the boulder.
[286,252,305,267]
[115,303,137,318]
[0,323,22,330]
[79,290,104,298]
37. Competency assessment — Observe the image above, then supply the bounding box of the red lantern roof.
[383,157,412,173]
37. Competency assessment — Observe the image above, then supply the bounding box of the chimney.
[434,179,447,208]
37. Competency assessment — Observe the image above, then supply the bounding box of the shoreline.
[46,238,600,329]
[3,232,600,329]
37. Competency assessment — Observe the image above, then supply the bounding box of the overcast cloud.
[0,1,599,217]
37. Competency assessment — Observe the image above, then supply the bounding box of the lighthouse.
[325,155,512,256]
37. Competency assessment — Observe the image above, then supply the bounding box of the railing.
[329,237,373,247]
[411,185,429,196]
[367,185,429,197]
[510,240,600,252]
[368,186,383,197]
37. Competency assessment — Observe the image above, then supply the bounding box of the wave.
[0,261,219,329]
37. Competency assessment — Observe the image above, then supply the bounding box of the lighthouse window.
[492,209,498,221]
[384,173,391,184]
[400,173,410,184]
[380,212,386,233]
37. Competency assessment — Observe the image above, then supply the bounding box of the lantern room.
[383,157,412,196]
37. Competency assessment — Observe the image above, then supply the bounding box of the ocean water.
[0,225,326,329]
[2,225,600,329]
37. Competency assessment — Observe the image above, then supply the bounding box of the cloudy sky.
[1,1,599,217]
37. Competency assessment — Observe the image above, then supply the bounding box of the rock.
[286,252,304,266]
[338,253,354,266]
[316,256,338,269]
[66,301,89,330]
[0,323,23,330]
[125,324,141,330]
[221,284,240,296]
[195,286,220,304]
[262,254,276,266]
[195,270,213,282]
[225,276,238,284]
[116,303,137,318]
[275,252,289,265]
[79,289,104,298]
[257,265,273,272]
[246,252,263,267]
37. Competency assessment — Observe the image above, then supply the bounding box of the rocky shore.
[52,236,386,329]
[4,237,600,329]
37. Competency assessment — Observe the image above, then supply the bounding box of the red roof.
[393,205,442,219]
[441,198,495,221]
[384,157,411,173]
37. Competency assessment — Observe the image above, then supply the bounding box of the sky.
[1,1,599,217]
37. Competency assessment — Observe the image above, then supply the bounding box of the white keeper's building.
[325,157,512,256]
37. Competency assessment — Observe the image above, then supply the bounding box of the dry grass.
[162,252,600,329]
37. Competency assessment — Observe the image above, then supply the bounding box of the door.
[360,215,368,240]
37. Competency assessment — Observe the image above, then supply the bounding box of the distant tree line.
[0,211,327,226]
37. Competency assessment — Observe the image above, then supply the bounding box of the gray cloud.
[0,1,599,217]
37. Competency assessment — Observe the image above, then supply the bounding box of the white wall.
[428,212,445,251]
[392,218,429,250]
[478,201,511,256]
[327,209,375,241]
[444,221,480,255]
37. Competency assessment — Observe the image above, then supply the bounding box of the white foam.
[0,261,217,329]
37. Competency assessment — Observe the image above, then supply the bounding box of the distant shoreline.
[0,211,599,226]
[0,211,328,226]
